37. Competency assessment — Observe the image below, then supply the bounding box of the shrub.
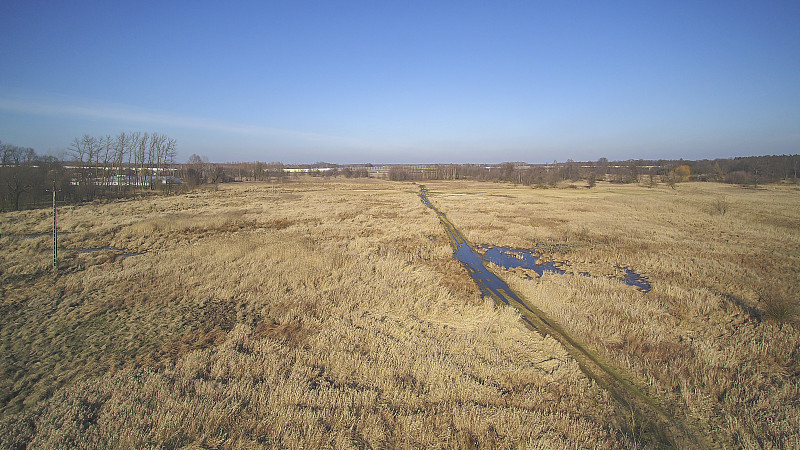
[713,196,729,215]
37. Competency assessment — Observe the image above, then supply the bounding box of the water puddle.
[77,246,115,253]
[3,232,142,260]
[479,245,565,277]
[452,241,527,306]
[75,246,142,259]
[479,245,650,292]
[24,233,50,239]
[617,266,651,293]
[420,188,530,307]
[420,187,650,293]
[418,186,686,447]
[2,232,70,241]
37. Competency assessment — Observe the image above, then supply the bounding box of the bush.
[713,197,729,215]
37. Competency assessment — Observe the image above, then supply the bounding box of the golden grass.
[0,179,625,448]
[424,179,800,448]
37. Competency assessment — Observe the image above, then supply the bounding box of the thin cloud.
[0,95,357,145]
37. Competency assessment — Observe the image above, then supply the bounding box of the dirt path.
[420,186,706,449]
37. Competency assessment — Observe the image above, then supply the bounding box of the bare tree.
[185,154,204,186]
[128,132,141,189]
[164,138,177,193]
[100,135,113,195]
[68,136,88,168]
[1,141,15,166]
[113,132,129,195]
[151,133,168,187]
[146,133,157,188]
[68,134,101,199]
[1,144,35,210]
[130,133,140,188]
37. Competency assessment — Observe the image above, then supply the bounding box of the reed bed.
[1,179,625,448]
[425,180,800,448]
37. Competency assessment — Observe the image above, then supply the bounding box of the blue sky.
[1,1,798,163]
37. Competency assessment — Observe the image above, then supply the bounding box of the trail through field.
[419,186,704,449]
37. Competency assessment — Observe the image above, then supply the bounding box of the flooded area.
[77,246,117,253]
[422,188,651,293]
[2,233,141,260]
[24,233,51,239]
[420,188,650,298]
[1,232,70,241]
[420,187,530,308]
[76,246,142,259]
[478,245,566,277]
[617,266,651,293]
[479,245,651,292]
[418,186,683,447]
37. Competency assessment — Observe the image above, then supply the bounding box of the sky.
[1,1,799,164]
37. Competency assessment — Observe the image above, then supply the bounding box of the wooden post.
[47,180,61,272]
[52,184,58,270]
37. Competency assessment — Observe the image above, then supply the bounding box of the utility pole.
[47,180,61,272]
[53,187,57,269]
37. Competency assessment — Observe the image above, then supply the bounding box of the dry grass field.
[425,179,800,448]
[1,179,630,449]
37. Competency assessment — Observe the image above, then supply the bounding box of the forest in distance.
[2,133,799,212]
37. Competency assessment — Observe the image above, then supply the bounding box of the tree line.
[312,167,369,178]
[387,155,800,188]
[193,160,288,184]
[67,132,178,200]
[1,142,62,210]
[191,161,369,182]
[1,132,178,211]
[388,161,652,186]
[4,133,798,212]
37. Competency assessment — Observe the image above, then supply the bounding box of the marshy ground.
[1,178,798,448]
